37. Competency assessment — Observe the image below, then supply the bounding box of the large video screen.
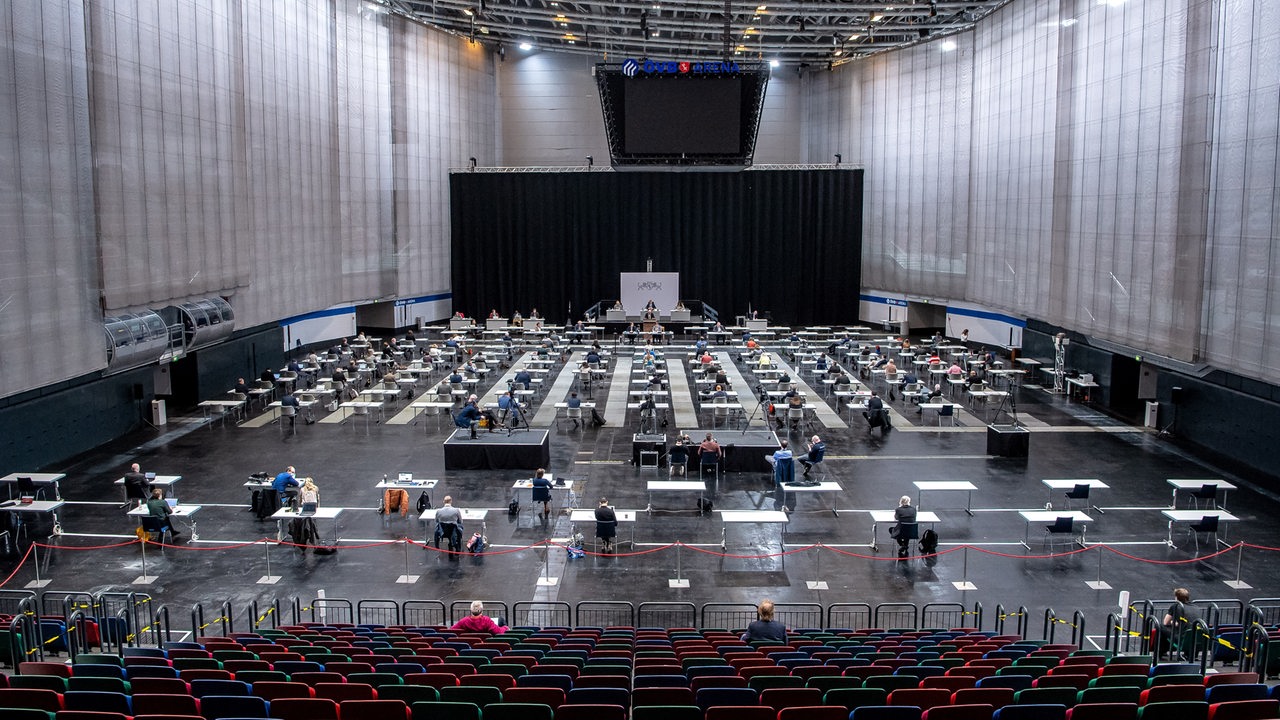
[595,62,769,166]
[623,77,741,155]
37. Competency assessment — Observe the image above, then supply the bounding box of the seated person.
[298,478,319,510]
[585,349,602,365]
[675,300,687,311]
[123,463,149,509]
[710,384,728,400]
[434,495,464,552]
[273,466,301,507]
[454,402,482,439]
[513,369,532,389]
[530,468,553,517]
[452,600,506,634]
[741,599,787,643]
[798,435,825,475]
[449,368,465,384]
[612,300,623,311]
[714,369,730,386]
[280,392,301,427]
[233,377,249,396]
[144,487,181,540]
[947,362,964,376]
[893,495,917,556]
[668,440,689,476]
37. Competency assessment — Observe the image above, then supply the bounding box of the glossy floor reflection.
[8,351,1279,644]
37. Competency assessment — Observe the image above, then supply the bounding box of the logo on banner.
[636,281,663,291]
[623,59,740,75]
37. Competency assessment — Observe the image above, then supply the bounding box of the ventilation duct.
[103,310,170,373]
[159,297,235,353]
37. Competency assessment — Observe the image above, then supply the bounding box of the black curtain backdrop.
[449,169,863,326]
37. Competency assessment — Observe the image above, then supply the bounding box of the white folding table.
[0,473,65,501]
[719,509,788,552]
[570,508,636,549]
[1018,510,1091,549]
[778,481,844,515]
[1042,478,1109,514]
[1168,479,1235,511]
[914,480,979,515]
[645,480,706,514]
[129,503,201,540]
[868,509,940,551]
[269,506,343,544]
[1162,509,1237,549]
[115,475,183,504]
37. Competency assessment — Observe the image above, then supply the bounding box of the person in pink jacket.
[450,600,506,634]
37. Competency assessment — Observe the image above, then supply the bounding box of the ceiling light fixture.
[519,41,533,50]
[940,39,957,51]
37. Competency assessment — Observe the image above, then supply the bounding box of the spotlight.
[519,41,533,50]
[768,59,779,68]
[586,155,594,168]
[469,157,477,172]
[834,153,842,166]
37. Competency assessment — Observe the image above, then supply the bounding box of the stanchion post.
[396,538,421,584]
[669,541,689,588]
[134,535,156,585]
[806,542,828,590]
[952,545,977,590]
[1086,545,1111,590]
[25,543,50,589]
[537,540,558,586]
[258,539,281,585]
[1224,543,1252,590]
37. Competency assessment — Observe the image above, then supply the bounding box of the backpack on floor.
[508,498,520,516]
[591,408,607,427]
[919,528,939,554]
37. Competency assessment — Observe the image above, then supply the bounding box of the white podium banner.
[620,272,680,314]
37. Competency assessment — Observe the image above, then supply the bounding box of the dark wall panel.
[449,169,863,326]
[191,325,285,405]
[0,367,154,471]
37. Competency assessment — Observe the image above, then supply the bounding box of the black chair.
[139,515,172,544]
[1190,484,1218,509]
[1064,483,1091,511]
[699,450,719,480]
[1188,515,1219,554]
[1044,516,1076,550]
[15,476,42,500]
[894,523,919,559]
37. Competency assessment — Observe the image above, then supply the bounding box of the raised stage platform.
[443,429,551,470]
[681,428,780,474]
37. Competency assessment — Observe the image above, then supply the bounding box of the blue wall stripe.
[946,306,1026,327]
[281,292,453,326]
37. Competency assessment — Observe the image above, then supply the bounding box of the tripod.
[740,386,771,435]
[991,381,1021,427]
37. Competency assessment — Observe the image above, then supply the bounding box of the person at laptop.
[123,463,149,510]
[233,377,249,396]
[273,466,301,508]
[259,368,276,385]
[298,478,319,511]
[145,487,181,541]
[531,468,553,518]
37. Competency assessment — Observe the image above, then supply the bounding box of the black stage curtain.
[449,169,863,326]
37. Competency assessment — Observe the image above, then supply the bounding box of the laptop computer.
[398,472,413,484]
[166,499,178,509]
[300,502,318,514]
[145,472,156,480]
